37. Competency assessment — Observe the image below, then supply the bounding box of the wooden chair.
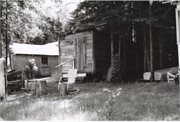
[58,69,79,94]
[167,72,176,83]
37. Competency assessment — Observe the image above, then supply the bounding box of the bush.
[97,87,122,120]
[111,53,124,82]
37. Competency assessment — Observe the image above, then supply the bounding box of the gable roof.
[10,43,59,56]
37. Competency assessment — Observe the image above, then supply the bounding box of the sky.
[41,0,84,29]
[44,0,83,12]
[61,0,83,12]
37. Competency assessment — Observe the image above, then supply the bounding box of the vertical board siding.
[59,30,111,74]
[60,40,76,72]
[60,30,94,73]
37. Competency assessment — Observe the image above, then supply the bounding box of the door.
[75,37,87,72]
[82,37,87,71]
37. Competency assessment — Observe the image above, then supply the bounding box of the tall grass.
[0,82,179,121]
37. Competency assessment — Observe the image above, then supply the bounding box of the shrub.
[111,53,124,82]
[97,87,122,120]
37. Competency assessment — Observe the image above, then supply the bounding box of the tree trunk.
[143,22,147,72]
[149,3,154,82]
[146,38,150,71]
[110,2,114,65]
[0,41,2,58]
[0,2,2,58]
[5,0,8,68]
[118,30,122,82]
[159,41,163,69]
[106,2,114,82]
[163,46,167,68]
[9,49,12,70]
[123,41,126,81]
[136,44,139,77]
[58,36,61,64]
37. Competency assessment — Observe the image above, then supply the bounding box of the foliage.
[111,53,124,82]
[97,87,122,120]
[0,0,67,45]
[66,1,132,34]
[1,1,44,44]
[67,1,177,79]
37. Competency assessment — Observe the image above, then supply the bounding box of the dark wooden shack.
[59,30,111,74]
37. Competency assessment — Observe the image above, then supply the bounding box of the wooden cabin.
[10,43,59,77]
[59,30,111,74]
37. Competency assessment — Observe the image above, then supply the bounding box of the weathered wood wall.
[11,55,58,77]
[60,40,75,72]
[59,30,111,74]
[60,31,94,73]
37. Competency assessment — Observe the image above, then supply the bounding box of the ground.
[0,81,179,121]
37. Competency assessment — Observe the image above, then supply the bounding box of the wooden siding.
[60,40,75,72]
[60,30,94,73]
[11,54,58,77]
[59,30,111,74]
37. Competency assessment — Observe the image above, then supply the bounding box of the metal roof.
[10,43,59,56]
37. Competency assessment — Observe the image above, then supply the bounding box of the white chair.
[154,72,162,81]
[143,72,151,80]
[58,69,79,93]
[167,72,176,83]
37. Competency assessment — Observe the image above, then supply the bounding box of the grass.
[0,81,179,121]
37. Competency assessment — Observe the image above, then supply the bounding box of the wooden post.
[59,83,67,96]
[27,78,49,96]
[0,58,6,101]
[36,81,47,96]
[58,36,61,67]
[5,0,8,68]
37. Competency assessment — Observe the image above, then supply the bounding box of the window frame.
[41,56,48,65]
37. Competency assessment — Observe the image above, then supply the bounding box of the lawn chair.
[58,69,79,93]
[167,72,176,83]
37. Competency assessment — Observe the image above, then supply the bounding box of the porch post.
[176,2,180,69]
[0,58,6,101]
[175,2,180,86]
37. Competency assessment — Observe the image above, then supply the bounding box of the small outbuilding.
[10,43,59,77]
[59,30,111,74]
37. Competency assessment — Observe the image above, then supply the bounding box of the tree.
[66,1,133,82]
[1,0,67,69]
[149,2,154,82]
[133,1,176,80]
[65,1,176,82]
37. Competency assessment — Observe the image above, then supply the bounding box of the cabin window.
[42,56,48,65]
